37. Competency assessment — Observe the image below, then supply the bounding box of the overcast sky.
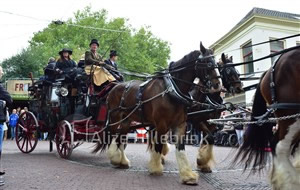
[0,0,299,62]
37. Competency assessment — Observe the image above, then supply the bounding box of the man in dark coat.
[104,50,123,82]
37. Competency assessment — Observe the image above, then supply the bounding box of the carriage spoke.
[21,136,26,150]
[29,137,33,149]
[64,145,67,156]
[60,144,64,154]
[17,135,24,143]
[26,138,29,152]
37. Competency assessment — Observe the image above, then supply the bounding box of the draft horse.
[188,53,243,173]
[234,47,300,190]
[93,42,220,185]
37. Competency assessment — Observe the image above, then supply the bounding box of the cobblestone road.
[1,140,271,190]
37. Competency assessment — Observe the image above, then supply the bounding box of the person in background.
[16,107,21,115]
[0,65,12,185]
[3,109,9,140]
[9,109,18,140]
[77,54,85,69]
[234,114,244,146]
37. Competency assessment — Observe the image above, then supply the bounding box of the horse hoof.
[149,170,163,176]
[110,161,120,166]
[118,164,130,169]
[181,172,199,185]
[200,168,212,173]
[183,180,198,186]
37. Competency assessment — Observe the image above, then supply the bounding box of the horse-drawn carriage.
[13,36,300,187]
[15,42,245,185]
[15,64,114,159]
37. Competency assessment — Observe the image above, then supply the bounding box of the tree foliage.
[1,7,170,79]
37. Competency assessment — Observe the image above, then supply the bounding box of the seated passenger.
[56,48,76,74]
[104,50,124,82]
[84,39,116,89]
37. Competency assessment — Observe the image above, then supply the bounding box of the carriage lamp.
[55,87,68,97]
[60,87,69,97]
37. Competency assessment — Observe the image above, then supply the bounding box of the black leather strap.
[268,103,300,110]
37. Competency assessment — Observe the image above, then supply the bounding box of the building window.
[242,41,254,73]
[270,39,284,64]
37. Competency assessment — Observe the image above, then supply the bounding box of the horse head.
[195,42,221,93]
[218,53,243,95]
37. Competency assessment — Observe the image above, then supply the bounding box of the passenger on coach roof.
[104,50,124,82]
[84,39,116,88]
[55,48,76,74]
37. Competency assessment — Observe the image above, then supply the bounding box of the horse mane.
[169,50,200,70]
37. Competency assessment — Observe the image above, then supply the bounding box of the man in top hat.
[104,50,123,81]
[85,39,116,87]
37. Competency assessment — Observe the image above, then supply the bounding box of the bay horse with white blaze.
[234,46,300,190]
[93,42,220,185]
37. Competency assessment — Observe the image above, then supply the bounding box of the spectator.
[16,107,21,115]
[9,109,18,140]
[235,114,244,146]
[0,65,12,185]
[3,109,9,140]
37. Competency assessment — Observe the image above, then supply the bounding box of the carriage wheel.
[15,111,39,153]
[56,120,73,159]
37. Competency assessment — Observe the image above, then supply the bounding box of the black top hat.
[109,50,118,57]
[59,48,72,56]
[90,39,99,47]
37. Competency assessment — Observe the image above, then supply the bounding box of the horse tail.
[233,76,274,172]
[92,128,112,154]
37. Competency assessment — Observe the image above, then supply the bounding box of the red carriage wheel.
[16,111,39,153]
[56,120,73,159]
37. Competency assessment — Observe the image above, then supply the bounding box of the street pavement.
[1,140,271,190]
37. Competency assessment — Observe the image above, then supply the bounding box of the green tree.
[1,7,170,79]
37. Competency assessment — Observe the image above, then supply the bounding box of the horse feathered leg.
[197,133,215,173]
[161,141,170,165]
[119,142,130,168]
[107,137,122,166]
[271,119,300,190]
[148,130,164,175]
[175,122,198,185]
[197,144,215,173]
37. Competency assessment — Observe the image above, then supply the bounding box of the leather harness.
[267,55,300,111]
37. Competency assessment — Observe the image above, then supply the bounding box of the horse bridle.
[196,54,220,90]
[219,64,241,90]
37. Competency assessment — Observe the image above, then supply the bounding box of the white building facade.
[210,8,300,106]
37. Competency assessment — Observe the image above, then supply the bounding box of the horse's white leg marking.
[271,119,300,190]
[161,142,170,164]
[107,138,122,166]
[197,144,215,172]
[176,149,199,185]
[119,143,130,168]
[148,144,163,175]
